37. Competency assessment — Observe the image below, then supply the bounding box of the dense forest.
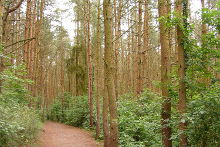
[0,0,220,146]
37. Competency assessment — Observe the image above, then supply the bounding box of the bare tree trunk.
[86,0,94,128]
[103,0,118,146]
[24,0,32,86]
[136,0,143,95]
[0,0,4,93]
[95,0,101,139]
[143,0,150,89]
[113,0,119,97]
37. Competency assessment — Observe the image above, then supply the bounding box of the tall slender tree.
[103,0,118,146]
[158,0,172,146]
[136,0,143,95]
[86,0,94,128]
[95,0,101,139]
[176,0,188,146]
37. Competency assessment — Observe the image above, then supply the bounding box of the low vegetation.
[0,66,42,147]
[48,85,220,147]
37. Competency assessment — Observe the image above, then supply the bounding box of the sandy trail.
[38,121,100,147]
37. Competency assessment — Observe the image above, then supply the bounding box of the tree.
[158,0,172,146]
[143,0,150,89]
[86,0,94,128]
[176,0,188,146]
[136,0,143,95]
[103,0,118,146]
[95,0,101,139]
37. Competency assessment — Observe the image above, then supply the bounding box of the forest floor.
[37,121,102,147]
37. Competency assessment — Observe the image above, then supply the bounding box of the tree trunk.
[103,72,110,147]
[103,0,119,146]
[24,0,32,77]
[176,0,188,146]
[136,0,143,96]
[143,0,150,89]
[86,0,94,128]
[95,0,101,139]
[158,0,172,146]
[0,0,3,93]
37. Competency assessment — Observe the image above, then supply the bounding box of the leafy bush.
[48,86,220,146]
[118,90,162,147]
[187,84,220,146]
[0,65,33,104]
[0,65,42,147]
[0,101,41,147]
[49,93,89,127]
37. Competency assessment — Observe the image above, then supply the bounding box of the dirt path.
[38,121,101,147]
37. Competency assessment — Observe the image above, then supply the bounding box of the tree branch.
[7,0,24,14]
[5,37,35,49]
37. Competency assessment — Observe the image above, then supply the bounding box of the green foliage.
[49,93,89,127]
[0,101,42,147]
[163,5,220,145]
[202,2,220,32]
[118,90,162,147]
[0,65,33,104]
[66,45,87,95]
[187,84,220,146]
[49,2,220,147]
[0,64,42,147]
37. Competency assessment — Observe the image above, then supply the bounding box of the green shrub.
[48,85,220,147]
[187,84,220,146]
[65,95,89,127]
[49,94,89,127]
[118,90,162,147]
[0,100,42,147]
[0,64,42,147]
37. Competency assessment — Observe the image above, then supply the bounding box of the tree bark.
[86,0,94,128]
[143,0,150,89]
[103,0,119,146]
[95,0,101,139]
[176,0,188,146]
[24,0,32,75]
[136,0,143,95]
[158,0,172,146]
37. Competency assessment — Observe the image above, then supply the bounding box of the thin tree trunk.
[113,0,119,97]
[136,0,143,95]
[0,0,4,93]
[95,0,101,139]
[86,0,94,128]
[143,0,150,89]
[24,0,32,79]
